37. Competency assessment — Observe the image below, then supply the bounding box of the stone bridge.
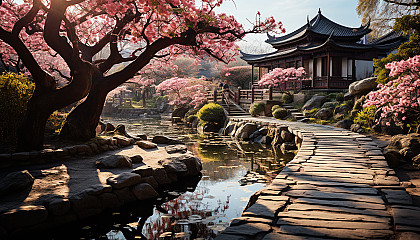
[216,116,420,240]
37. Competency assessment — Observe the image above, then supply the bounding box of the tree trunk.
[60,78,108,141]
[16,95,53,152]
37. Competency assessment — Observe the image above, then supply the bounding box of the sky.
[214,0,363,53]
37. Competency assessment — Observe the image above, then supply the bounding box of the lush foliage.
[273,107,288,120]
[221,66,256,89]
[197,103,224,124]
[271,105,281,113]
[374,14,420,84]
[187,115,198,123]
[258,67,306,88]
[282,93,293,104]
[0,72,34,143]
[365,55,420,123]
[45,111,66,133]
[155,77,207,108]
[354,105,377,130]
[249,102,265,117]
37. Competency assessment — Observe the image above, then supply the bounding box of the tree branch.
[11,0,42,37]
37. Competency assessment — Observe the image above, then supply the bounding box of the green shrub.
[187,115,198,123]
[272,108,289,120]
[271,105,281,113]
[249,102,265,117]
[0,72,34,143]
[197,103,225,124]
[282,94,293,103]
[327,92,345,102]
[351,96,366,117]
[45,111,66,133]
[354,105,377,130]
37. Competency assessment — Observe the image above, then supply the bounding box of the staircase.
[221,101,250,117]
[282,104,306,121]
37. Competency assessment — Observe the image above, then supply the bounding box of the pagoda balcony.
[313,76,353,89]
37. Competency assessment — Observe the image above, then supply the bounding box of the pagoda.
[241,9,406,90]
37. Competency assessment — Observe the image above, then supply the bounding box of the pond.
[53,117,295,239]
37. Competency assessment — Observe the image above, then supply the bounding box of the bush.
[197,103,225,124]
[45,111,67,133]
[0,72,34,144]
[354,105,377,131]
[282,94,293,103]
[249,102,265,117]
[271,105,281,113]
[327,92,345,102]
[273,107,289,120]
[351,96,366,117]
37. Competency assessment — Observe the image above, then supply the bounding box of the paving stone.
[258,196,289,202]
[278,225,392,239]
[277,210,388,223]
[293,198,386,210]
[285,190,384,204]
[286,203,390,217]
[230,216,273,226]
[392,206,420,228]
[243,199,287,219]
[262,232,326,240]
[215,233,248,240]
[383,189,413,205]
[397,232,420,240]
[277,217,389,230]
[291,185,378,195]
[221,222,272,236]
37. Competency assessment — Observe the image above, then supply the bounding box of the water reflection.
[83,117,295,239]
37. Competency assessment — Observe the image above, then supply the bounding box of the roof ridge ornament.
[318,8,321,14]
[307,15,311,28]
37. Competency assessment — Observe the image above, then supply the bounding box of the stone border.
[215,116,420,240]
[0,141,202,239]
[0,135,137,169]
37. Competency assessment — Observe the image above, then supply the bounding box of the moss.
[272,108,288,120]
[249,102,265,117]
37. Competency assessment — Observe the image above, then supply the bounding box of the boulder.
[349,77,377,96]
[136,140,157,149]
[165,145,187,154]
[171,106,189,119]
[373,110,405,135]
[131,183,159,200]
[96,155,133,169]
[383,148,405,168]
[152,167,172,185]
[46,197,71,216]
[132,165,154,177]
[336,119,354,129]
[253,135,267,144]
[224,122,237,136]
[69,191,102,219]
[235,123,258,140]
[136,134,147,140]
[99,192,122,209]
[171,154,202,176]
[139,176,159,189]
[106,172,142,189]
[152,136,171,144]
[114,187,137,204]
[321,101,339,109]
[0,170,34,195]
[280,142,298,152]
[315,108,333,120]
[113,135,132,146]
[413,154,420,166]
[105,123,115,132]
[350,124,365,133]
[280,130,294,142]
[131,155,143,163]
[334,105,351,115]
[302,95,326,111]
[202,122,222,133]
[0,205,48,230]
[159,158,188,175]
[113,124,132,138]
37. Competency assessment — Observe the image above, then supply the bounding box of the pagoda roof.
[266,9,371,46]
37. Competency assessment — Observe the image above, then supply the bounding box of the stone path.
[216,116,420,240]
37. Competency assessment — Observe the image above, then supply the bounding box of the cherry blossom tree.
[156,77,207,108]
[221,65,255,89]
[0,0,283,151]
[258,67,306,88]
[364,55,420,123]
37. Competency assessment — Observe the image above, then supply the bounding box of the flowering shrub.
[197,103,225,124]
[258,67,306,88]
[155,77,207,108]
[364,55,420,123]
[221,66,255,89]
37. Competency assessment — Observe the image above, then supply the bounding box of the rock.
[0,205,48,230]
[280,130,294,142]
[11,152,29,161]
[169,154,202,176]
[132,165,154,177]
[191,117,199,129]
[136,134,147,140]
[350,124,365,133]
[152,167,172,185]
[99,192,121,209]
[139,176,159,189]
[73,144,93,155]
[131,183,159,200]
[113,124,132,138]
[136,140,157,149]
[302,95,327,111]
[280,142,298,152]
[171,106,189,119]
[105,123,115,132]
[113,135,132,146]
[70,191,102,219]
[373,110,405,135]
[165,145,187,154]
[321,101,339,109]
[383,148,404,168]
[96,155,133,169]
[413,154,420,165]
[152,136,171,144]
[89,143,99,154]
[224,122,237,136]
[335,105,351,115]
[202,122,222,133]
[0,170,34,195]
[97,121,106,134]
[156,96,169,113]
[254,135,267,144]
[315,108,333,120]
[131,155,143,163]
[159,158,188,175]
[336,119,354,129]
[114,187,137,204]
[235,123,258,140]
[249,130,262,140]
[106,172,142,189]
[400,147,420,161]
[84,184,113,195]
[349,77,377,96]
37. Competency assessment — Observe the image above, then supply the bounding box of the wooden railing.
[207,86,273,107]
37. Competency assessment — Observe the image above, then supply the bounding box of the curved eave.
[240,48,299,64]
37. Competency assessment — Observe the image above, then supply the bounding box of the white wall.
[330,59,333,76]
[355,60,373,80]
[316,58,322,77]
[341,57,348,77]
[308,59,313,78]
[348,59,353,77]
